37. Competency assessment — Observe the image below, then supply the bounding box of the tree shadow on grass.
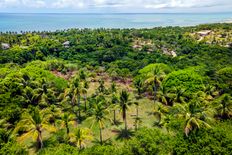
[92,137,113,146]
[112,120,123,126]
[114,128,134,141]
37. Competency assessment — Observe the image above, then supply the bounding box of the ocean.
[0,13,232,32]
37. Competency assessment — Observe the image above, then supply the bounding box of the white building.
[1,43,10,50]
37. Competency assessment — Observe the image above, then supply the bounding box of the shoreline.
[0,23,231,33]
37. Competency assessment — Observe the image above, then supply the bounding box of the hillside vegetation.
[0,23,232,155]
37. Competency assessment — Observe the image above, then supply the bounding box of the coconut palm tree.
[133,102,142,130]
[204,85,219,100]
[157,84,174,105]
[111,82,117,94]
[172,87,186,104]
[44,105,62,126]
[111,93,119,125]
[59,113,76,135]
[69,128,92,149]
[33,78,55,107]
[63,77,82,120]
[0,119,14,144]
[153,102,169,124]
[83,80,89,111]
[98,79,105,94]
[143,64,168,102]
[89,101,110,145]
[173,99,214,136]
[14,107,56,149]
[213,94,232,119]
[71,77,82,119]
[134,78,143,98]
[119,90,131,131]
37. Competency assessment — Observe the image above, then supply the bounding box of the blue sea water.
[0,13,232,32]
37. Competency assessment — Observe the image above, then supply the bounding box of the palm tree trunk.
[84,95,87,111]
[66,124,69,135]
[37,129,43,149]
[136,105,139,118]
[153,83,157,102]
[79,140,82,149]
[124,110,127,131]
[113,110,116,125]
[99,126,103,145]
[78,95,81,121]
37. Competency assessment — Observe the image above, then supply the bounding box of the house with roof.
[63,41,70,48]
[1,43,10,50]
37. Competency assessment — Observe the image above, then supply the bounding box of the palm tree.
[157,84,174,105]
[119,90,131,131]
[98,79,105,93]
[204,85,219,100]
[72,77,82,120]
[144,64,167,102]
[45,105,62,126]
[69,128,92,149]
[89,101,109,145]
[83,80,89,111]
[63,77,82,121]
[213,94,232,119]
[14,107,56,149]
[111,93,119,125]
[59,113,76,135]
[0,119,14,144]
[134,78,143,98]
[172,87,186,104]
[33,78,55,107]
[153,102,170,130]
[111,82,117,94]
[173,99,214,136]
[133,102,142,130]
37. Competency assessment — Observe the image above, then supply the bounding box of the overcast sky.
[0,0,231,13]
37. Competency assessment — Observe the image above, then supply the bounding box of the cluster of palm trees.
[8,70,136,151]
[2,65,232,151]
[136,64,232,136]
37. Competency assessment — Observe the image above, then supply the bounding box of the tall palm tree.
[172,87,186,104]
[111,82,117,94]
[134,78,143,98]
[14,107,56,149]
[119,90,131,131]
[72,77,82,119]
[83,80,89,111]
[59,113,76,135]
[153,102,169,124]
[144,64,167,102]
[173,99,214,136]
[45,105,62,126]
[157,84,174,105]
[111,93,119,125]
[89,101,109,145]
[98,79,105,94]
[63,77,82,120]
[133,102,142,130]
[204,85,219,100]
[0,119,14,144]
[214,94,232,119]
[33,78,55,107]
[69,128,92,149]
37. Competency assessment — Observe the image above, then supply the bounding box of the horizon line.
[1,12,232,14]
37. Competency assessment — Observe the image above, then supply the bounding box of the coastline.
[0,13,232,32]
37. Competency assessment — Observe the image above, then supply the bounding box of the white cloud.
[0,0,46,8]
[52,0,85,9]
[0,0,231,11]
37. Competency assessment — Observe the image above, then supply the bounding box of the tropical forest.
[0,23,232,155]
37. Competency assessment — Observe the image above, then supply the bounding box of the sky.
[0,0,231,13]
